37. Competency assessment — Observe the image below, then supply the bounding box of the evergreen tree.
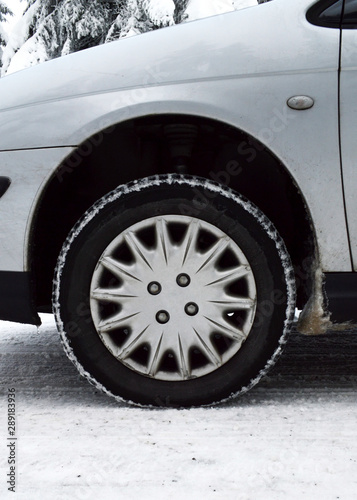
[2,0,260,75]
[0,1,12,46]
[0,1,12,71]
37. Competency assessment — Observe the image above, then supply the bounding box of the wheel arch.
[28,113,317,314]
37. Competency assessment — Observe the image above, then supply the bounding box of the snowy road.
[1,314,357,499]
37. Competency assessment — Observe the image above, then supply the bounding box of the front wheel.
[53,175,295,407]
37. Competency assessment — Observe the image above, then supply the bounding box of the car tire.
[53,175,296,407]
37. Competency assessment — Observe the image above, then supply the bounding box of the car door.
[340,0,357,269]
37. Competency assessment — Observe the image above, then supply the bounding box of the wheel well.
[30,114,316,311]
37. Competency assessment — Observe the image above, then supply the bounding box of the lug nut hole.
[185,302,199,316]
[148,282,162,295]
[156,310,170,324]
[177,273,191,287]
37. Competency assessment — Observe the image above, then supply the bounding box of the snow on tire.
[53,174,296,407]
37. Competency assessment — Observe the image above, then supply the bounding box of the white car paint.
[0,0,352,274]
[340,28,357,270]
[0,148,74,271]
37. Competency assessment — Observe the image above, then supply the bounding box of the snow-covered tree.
[0,1,12,46]
[1,0,117,73]
[0,1,12,70]
[2,0,260,76]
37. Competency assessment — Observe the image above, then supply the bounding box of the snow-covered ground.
[1,314,357,499]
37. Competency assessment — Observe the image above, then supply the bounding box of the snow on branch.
[142,0,175,26]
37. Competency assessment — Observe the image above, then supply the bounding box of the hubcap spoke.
[90,215,257,382]
[91,287,137,303]
[155,218,171,265]
[177,333,191,379]
[100,256,142,283]
[147,332,165,377]
[193,328,222,367]
[209,297,256,310]
[123,231,154,271]
[117,325,151,360]
[179,219,200,266]
[204,316,246,341]
[98,312,140,333]
[205,265,251,287]
[196,237,230,273]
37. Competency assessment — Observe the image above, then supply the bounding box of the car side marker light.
[287,96,315,110]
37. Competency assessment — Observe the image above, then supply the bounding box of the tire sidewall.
[54,176,295,407]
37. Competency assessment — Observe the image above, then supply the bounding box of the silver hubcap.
[90,215,257,381]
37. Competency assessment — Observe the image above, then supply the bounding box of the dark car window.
[307,0,343,27]
[342,0,357,26]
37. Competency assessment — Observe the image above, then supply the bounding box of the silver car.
[0,0,355,406]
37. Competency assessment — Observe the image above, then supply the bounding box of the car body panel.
[0,0,352,279]
[340,28,357,270]
[0,0,340,126]
[0,148,74,271]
